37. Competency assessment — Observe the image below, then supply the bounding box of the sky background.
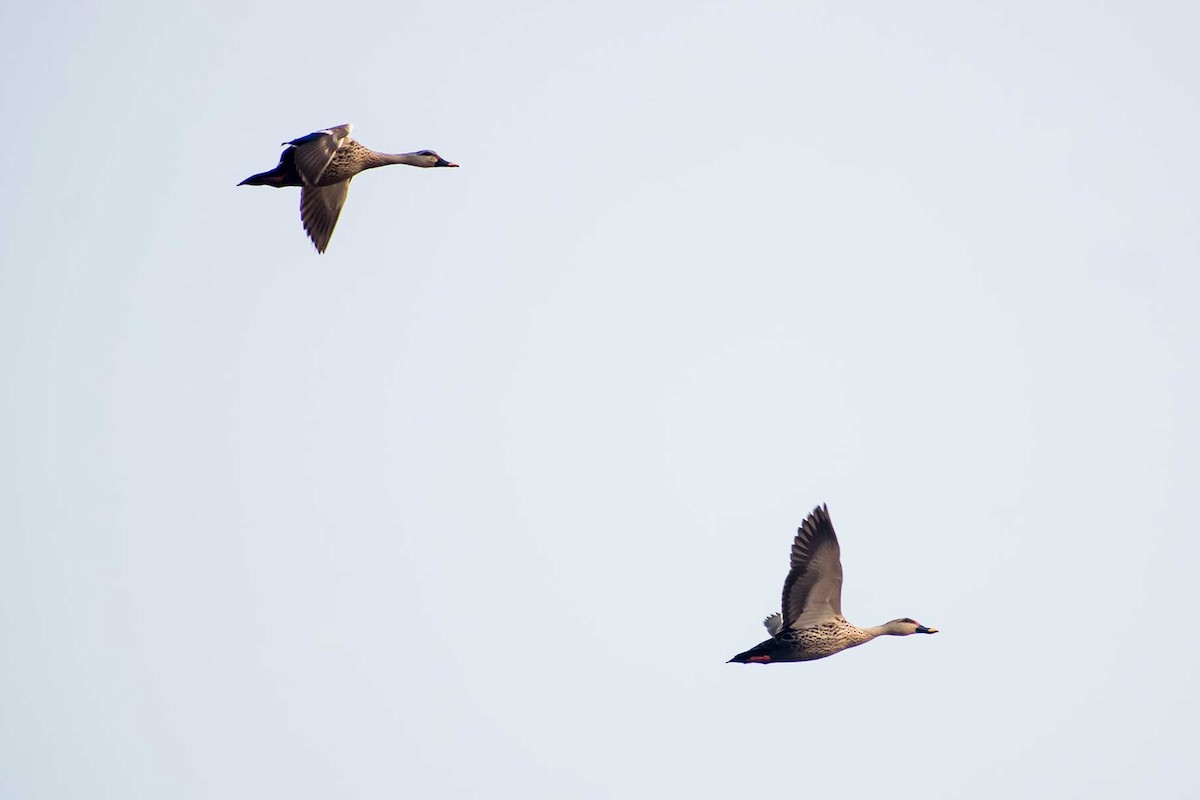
[3,1,1199,797]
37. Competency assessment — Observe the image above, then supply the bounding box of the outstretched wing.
[288,124,353,186]
[779,505,844,630]
[762,612,783,636]
[299,180,350,253]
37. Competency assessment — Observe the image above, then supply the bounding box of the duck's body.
[732,617,877,663]
[728,505,938,664]
[239,124,457,253]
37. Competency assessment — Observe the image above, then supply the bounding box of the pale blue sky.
[3,2,1199,797]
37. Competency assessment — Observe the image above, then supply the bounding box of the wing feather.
[289,124,352,186]
[299,180,350,253]
[779,505,844,630]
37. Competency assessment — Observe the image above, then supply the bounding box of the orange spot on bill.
[748,655,772,663]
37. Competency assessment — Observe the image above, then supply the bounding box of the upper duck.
[728,505,938,664]
[239,124,458,253]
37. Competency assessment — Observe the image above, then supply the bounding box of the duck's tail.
[727,638,778,664]
[238,166,293,187]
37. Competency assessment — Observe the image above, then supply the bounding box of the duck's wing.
[288,124,353,186]
[762,613,783,636]
[299,180,350,253]
[780,504,844,630]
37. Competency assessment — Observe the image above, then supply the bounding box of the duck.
[728,504,938,664]
[239,124,458,253]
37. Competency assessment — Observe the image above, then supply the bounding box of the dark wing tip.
[793,503,835,551]
[798,504,834,539]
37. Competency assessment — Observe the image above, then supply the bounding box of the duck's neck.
[862,621,906,638]
[364,151,430,169]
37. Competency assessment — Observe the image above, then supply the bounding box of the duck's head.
[886,617,939,636]
[412,149,459,168]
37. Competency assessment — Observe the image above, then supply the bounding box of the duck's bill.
[436,158,459,167]
[916,625,938,634]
